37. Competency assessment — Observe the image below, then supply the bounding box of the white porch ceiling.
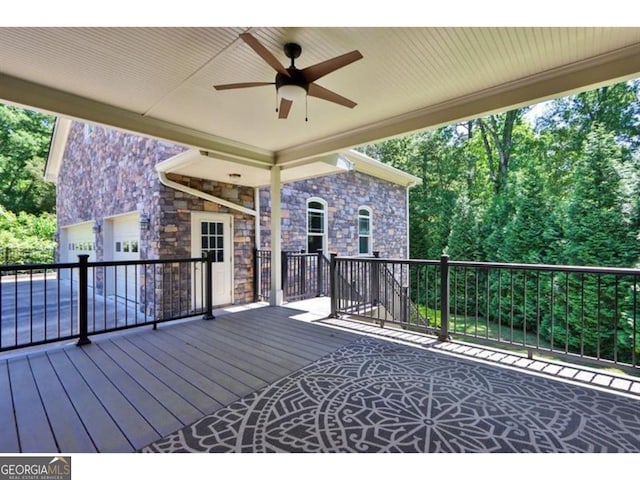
[2,27,640,165]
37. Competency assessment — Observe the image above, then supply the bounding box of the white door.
[65,222,96,286]
[191,212,233,307]
[112,213,140,301]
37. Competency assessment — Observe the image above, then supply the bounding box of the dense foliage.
[0,104,56,214]
[0,104,56,263]
[0,205,56,264]
[361,79,640,362]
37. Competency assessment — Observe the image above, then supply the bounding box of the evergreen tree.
[542,126,639,360]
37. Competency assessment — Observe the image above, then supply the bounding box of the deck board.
[205,319,335,363]
[96,340,204,425]
[126,335,239,408]
[114,336,222,415]
[27,353,96,453]
[47,350,133,452]
[84,343,183,438]
[162,327,270,387]
[168,325,285,383]
[7,357,58,452]
[186,321,309,371]
[0,305,359,453]
[139,329,261,398]
[0,360,20,452]
[64,346,159,450]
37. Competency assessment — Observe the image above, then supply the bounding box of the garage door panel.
[111,214,140,301]
[64,223,96,287]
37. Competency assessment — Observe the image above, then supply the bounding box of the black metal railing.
[0,254,216,352]
[254,249,272,302]
[331,255,640,370]
[255,249,330,302]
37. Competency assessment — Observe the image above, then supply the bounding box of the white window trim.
[307,197,328,254]
[358,206,373,256]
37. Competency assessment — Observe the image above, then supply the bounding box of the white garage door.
[64,222,96,287]
[112,213,140,301]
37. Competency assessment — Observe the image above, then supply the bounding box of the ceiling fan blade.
[307,83,357,108]
[214,82,274,90]
[278,98,293,119]
[240,32,290,77]
[301,50,363,83]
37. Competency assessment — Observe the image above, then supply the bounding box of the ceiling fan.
[213,32,363,120]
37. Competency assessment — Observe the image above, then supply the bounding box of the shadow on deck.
[1,299,639,453]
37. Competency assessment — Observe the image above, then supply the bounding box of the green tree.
[541,126,639,360]
[0,205,56,263]
[537,80,640,155]
[0,104,56,214]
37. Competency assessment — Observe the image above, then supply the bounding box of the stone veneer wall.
[57,122,256,306]
[160,173,256,304]
[57,121,187,262]
[259,171,409,258]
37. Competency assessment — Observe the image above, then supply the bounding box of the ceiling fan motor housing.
[275,69,309,93]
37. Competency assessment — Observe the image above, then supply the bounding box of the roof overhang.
[155,148,420,188]
[2,27,638,171]
[44,117,72,182]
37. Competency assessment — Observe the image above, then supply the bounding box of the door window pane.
[201,221,225,263]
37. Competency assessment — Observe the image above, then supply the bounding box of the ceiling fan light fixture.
[278,84,307,101]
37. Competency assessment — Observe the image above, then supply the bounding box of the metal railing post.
[371,251,380,306]
[316,251,323,296]
[401,285,409,329]
[76,254,91,346]
[203,251,215,320]
[281,251,288,298]
[439,254,450,341]
[329,253,338,318]
[300,249,307,297]
[253,248,259,302]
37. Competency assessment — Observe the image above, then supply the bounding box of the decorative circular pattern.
[142,338,640,453]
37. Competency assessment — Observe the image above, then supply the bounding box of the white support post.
[270,166,283,306]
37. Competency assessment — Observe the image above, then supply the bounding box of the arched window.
[358,207,372,255]
[307,198,327,253]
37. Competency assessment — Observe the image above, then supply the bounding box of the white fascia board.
[44,117,72,183]
[341,150,422,187]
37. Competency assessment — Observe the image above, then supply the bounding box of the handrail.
[331,255,640,370]
[0,255,212,353]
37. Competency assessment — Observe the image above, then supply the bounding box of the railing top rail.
[335,256,440,266]
[1,261,78,271]
[88,257,203,268]
[447,261,640,275]
[1,256,206,272]
[334,256,640,276]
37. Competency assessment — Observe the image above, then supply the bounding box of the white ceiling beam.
[0,72,275,166]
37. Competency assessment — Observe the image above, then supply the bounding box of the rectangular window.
[308,211,324,233]
[358,208,371,255]
[307,201,326,254]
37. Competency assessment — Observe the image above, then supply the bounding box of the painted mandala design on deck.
[142,338,640,453]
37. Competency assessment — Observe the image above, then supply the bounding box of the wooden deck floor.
[0,305,360,453]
